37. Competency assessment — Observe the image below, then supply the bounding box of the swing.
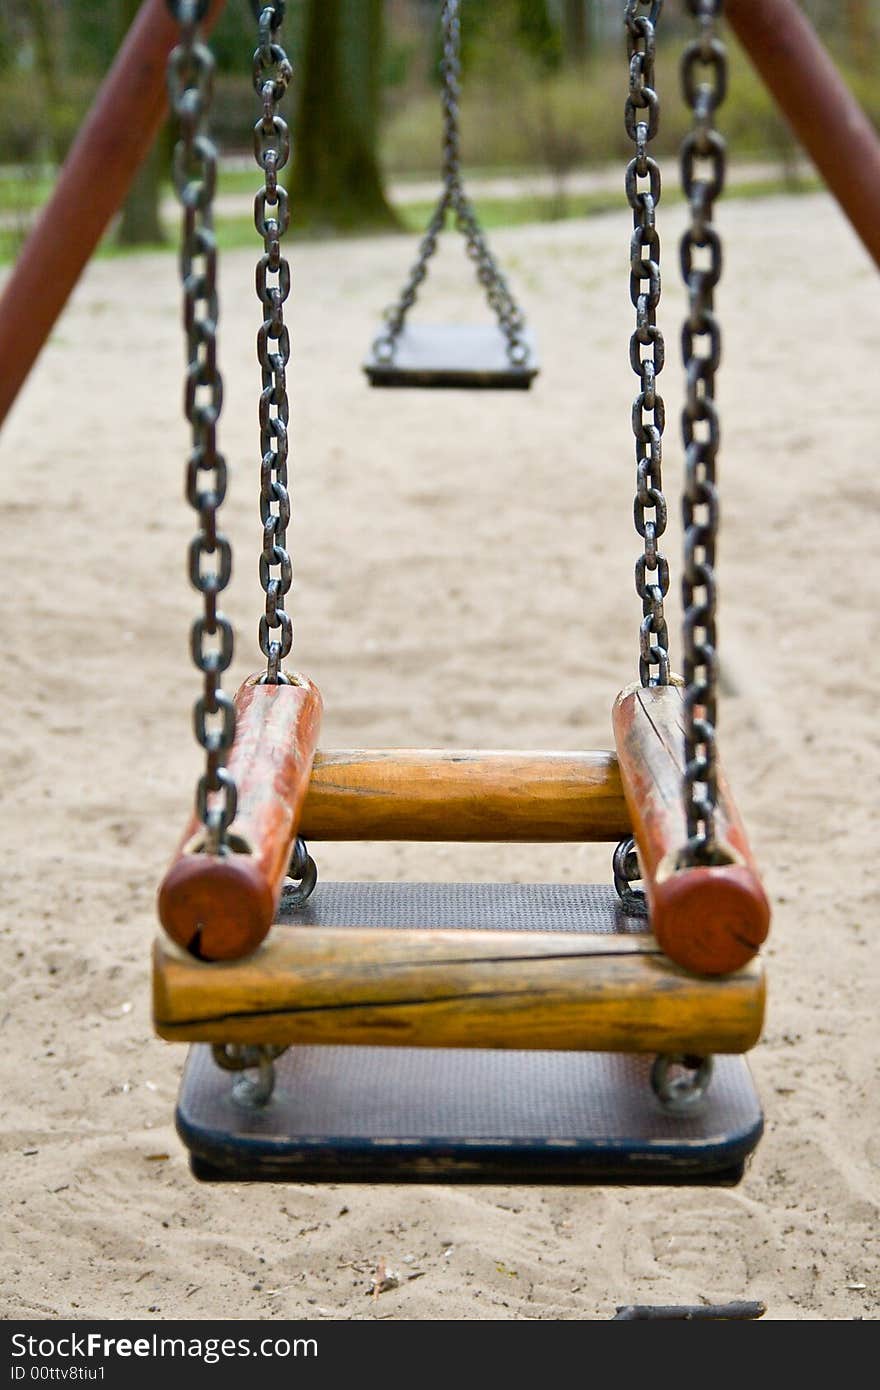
[153,0,770,1185]
[362,0,539,390]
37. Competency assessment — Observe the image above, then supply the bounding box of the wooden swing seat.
[159,881,764,1184]
[363,324,539,390]
[154,682,769,1185]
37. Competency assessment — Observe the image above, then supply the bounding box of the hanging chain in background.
[625,0,669,689]
[442,0,528,365]
[374,0,529,365]
[166,0,237,854]
[252,1,294,684]
[679,0,727,864]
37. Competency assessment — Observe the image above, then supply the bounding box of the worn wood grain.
[152,925,765,1053]
[157,673,323,962]
[299,748,630,842]
[612,682,771,975]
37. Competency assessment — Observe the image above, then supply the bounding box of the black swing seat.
[363,324,539,390]
[166,881,764,1185]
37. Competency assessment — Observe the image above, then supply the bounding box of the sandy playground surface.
[0,189,877,1321]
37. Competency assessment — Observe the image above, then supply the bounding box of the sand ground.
[0,191,877,1321]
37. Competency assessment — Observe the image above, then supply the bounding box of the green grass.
[209,163,548,198]
[217,171,822,244]
[0,169,825,267]
[0,172,55,212]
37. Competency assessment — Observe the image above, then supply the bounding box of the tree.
[561,0,590,64]
[844,0,875,73]
[289,0,399,232]
[515,0,561,69]
[115,0,165,246]
[117,126,167,247]
[22,0,64,162]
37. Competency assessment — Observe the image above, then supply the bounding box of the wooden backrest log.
[300,749,630,843]
[612,682,771,975]
[158,675,322,961]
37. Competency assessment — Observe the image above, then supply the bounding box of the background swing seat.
[363,324,539,390]
[158,880,765,1185]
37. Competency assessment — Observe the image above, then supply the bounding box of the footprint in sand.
[622,1193,775,1289]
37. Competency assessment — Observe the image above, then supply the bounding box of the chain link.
[373,0,530,366]
[625,1,669,689]
[679,0,727,864]
[252,4,294,684]
[167,0,237,853]
[650,1053,714,1113]
[613,2,669,910]
[283,835,317,907]
[612,836,649,917]
[212,1042,287,1108]
[166,0,210,19]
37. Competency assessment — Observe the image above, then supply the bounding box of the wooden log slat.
[299,749,630,842]
[152,926,765,1054]
[157,674,322,962]
[612,683,771,976]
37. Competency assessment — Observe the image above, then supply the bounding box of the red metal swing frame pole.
[0,0,227,433]
[726,0,880,269]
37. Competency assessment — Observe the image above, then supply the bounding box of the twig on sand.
[613,1301,766,1320]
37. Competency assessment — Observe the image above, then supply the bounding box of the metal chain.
[253,3,294,684]
[372,193,450,362]
[625,1,669,689]
[373,0,529,365]
[250,3,317,902]
[442,0,527,365]
[166,0,237,854]
[615,2,667,913]
[679,0,727,864]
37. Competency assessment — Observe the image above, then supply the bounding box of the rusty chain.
[250,2,317,899]
[249,2,317,897]
[166,0,237,854]
[679,0,727,864]
[251,2,294,685]
[615,1,668,913]
[625,1,669,690]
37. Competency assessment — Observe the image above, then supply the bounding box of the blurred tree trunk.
[562,0,590,63]
[116,0,165,245]
[117,133,166,246]
[23,0,63,162]
[845,1,874,73]
[0,7,13,74]
[289,0,399,231]
[516,0,562,68]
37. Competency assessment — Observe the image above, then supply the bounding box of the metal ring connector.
[167,0,210,21]
[372,335,395,364]
[613,836,649,917]
[211,1043,287,1108]
[284,836,317,907]
[650,1053,714,1114]
[507,339,529,366]
[249,0,286,25]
